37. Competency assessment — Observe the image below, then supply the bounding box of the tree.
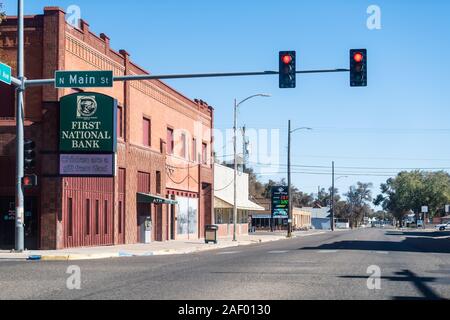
[374,171,450,225]
[290,185,314,207]
[317,187,340,207]
[0,3,5,24]
[334,200,351,219]
[345,182,373,228]
[245,167,266,199]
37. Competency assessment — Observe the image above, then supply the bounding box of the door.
[118,198,125,244]
[137,202,151,243]
[117,168,126,244]
[170,202,175,240]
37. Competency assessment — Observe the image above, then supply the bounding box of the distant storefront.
[249,198,311,231]
[213,164,264,237]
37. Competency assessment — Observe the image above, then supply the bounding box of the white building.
[214,164,264,237]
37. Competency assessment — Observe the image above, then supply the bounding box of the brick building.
[0,7,214,249]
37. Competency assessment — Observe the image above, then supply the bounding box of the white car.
[435,222,450,231]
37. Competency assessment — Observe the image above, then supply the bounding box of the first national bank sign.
[60,92,117,153]
[59,92,117,177]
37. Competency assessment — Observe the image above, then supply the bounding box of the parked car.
[435,222,450,231]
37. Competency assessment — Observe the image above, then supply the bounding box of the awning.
[214,196,265,211]
[137,193,178,205]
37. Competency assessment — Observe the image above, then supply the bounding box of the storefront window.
[176,197,198,236]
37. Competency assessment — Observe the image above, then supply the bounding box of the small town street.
[1,228,449,300]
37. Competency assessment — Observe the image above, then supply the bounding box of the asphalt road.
[0,228,449,300]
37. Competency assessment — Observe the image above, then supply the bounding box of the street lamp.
[233,94,271,242]
[331,169,348,231]
[287,121,312,238]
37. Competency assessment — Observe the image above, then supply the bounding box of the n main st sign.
[55,70,113,88]
[59,92,117,153]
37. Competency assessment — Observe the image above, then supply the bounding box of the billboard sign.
[271,186,289,217]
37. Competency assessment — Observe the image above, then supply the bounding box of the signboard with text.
[60,154,115,177]
[59,92,117,153]
[55,70,113,88]
[0,62,12,85]
[271,186,289,217]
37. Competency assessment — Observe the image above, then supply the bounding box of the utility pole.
[331,161,335,231]
[15,0,25,252]
[233,94,270,242]
[242,125,248,172]
[287,120,292,238]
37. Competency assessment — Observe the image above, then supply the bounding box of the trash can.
[205,225,219,244]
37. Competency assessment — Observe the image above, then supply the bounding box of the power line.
[256,171,397,177]
[247,161,450,171]
[292,154,450,162]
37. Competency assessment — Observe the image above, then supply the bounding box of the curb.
[1,231,328,261]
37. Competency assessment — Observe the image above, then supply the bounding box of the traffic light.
[24,139,36,171]
[350,49,367,87]
[22,174,38,188]
[279,51,296,88]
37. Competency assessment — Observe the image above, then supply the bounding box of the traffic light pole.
[14,69,350,88]
[14,0,25,252]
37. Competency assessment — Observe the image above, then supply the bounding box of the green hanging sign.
[59,92,117,153]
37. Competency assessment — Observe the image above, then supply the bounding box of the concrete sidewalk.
[0,229,328,261]
[0,235,283,261]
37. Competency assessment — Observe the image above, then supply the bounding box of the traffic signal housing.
[279,51,296,88]
[350,49,367,87]
[24,139,36,171]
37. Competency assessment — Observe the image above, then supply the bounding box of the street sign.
[271,186,289,217]
[421,206,429,213]
[60,154,115,177]
[0,62,12,85]
[59,92,117,153]
[55,70,113,88]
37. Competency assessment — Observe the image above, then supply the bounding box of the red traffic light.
[353,52,364,63]
[23,176,32,186]
[22,174,37,188]
[282,54,293,64]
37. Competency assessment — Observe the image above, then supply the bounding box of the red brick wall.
[0,6,214,249]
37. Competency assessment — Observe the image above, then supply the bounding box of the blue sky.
[3,0,450,201]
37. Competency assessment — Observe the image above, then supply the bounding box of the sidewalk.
[0,230,327,261]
